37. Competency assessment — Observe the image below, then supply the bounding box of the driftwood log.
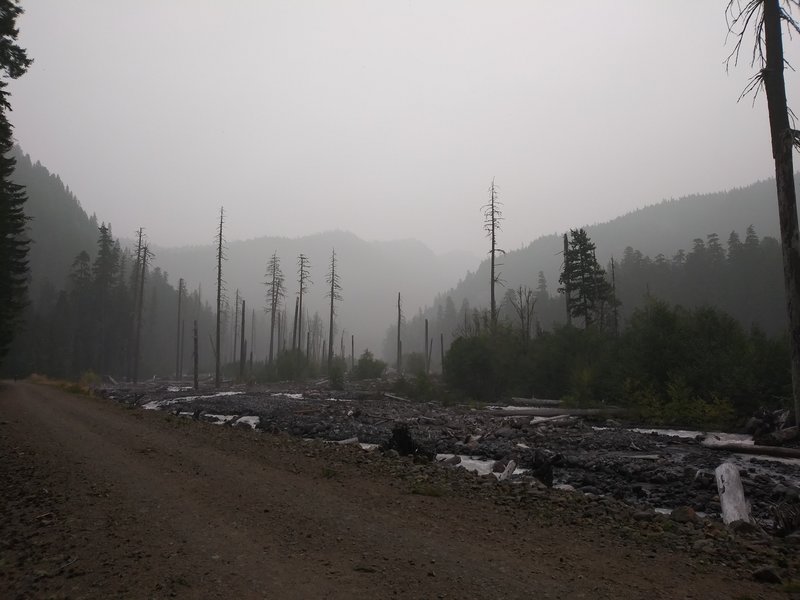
[485,407,623,418]
[715,462,752,525]
[510,397,562,407]
[497,460,517,482]
[701,439,800,459]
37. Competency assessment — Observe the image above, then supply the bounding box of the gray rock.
[752,566,782,584]
[633,511,655,522]
[670,506,699,524]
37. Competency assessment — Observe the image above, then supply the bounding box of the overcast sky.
[9,1,799,256]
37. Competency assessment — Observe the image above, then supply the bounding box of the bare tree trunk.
[240,299,246,378]
[277,310,282,359]
[179,319,185,381]
[486,179,502,332]
[439,333,444,373]
[563,233,572,326]
[215,208,225,388]
[763,0,800,425]
[268,305,276,365]
[175,277,183,379]
[424,318,429,374]
[611,257,619,337]
[396,292,402,372]
[193,319,199,390]
[232,289,239,365]
[133,245,149,384]
[249,308,255,373]
[350,334,354,370]
[291,296,299,351]
[127,227,144,380]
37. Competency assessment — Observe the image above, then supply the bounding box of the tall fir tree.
[0,0,31,360]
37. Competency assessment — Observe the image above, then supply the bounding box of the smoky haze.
[9,1,798,257]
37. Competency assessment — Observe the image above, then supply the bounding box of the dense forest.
[391,227,790,428]
[383,225,784,370]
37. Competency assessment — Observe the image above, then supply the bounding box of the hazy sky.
[10,1,800,256]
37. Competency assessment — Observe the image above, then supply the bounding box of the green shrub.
[328,356,347,390]
[403,352,427,377]
[352,349,386,380]
[275,349,307,381]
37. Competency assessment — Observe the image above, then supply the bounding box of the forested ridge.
[5,145,797,426]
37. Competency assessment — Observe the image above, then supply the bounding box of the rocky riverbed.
[100,379,800,529]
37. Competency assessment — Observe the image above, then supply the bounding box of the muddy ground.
[104,378,800,525]
[2,380,799,599]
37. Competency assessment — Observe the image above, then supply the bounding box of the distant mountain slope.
[11,146,99,298]
[443,177,792,315]
[151,231,477,357]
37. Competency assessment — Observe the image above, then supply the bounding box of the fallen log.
[715,462,751,525]
[530,415,576,426]
[336,437,359,445]
[485,407,623,417]
[701,439,800,459]
[510,397,562,407]
[754,426,799,447]
[383,393,410,403]
[497,460,516,482]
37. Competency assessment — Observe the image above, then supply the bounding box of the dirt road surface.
[0,382,782,599]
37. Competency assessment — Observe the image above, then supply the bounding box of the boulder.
[670,506,699,524]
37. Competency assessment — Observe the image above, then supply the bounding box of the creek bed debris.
[99,380,800,533]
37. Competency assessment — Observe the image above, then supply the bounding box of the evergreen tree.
[92,223,118,371]
[0,1,31,360]
[558,229,613,328]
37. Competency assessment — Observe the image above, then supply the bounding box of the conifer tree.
[0,0,31,360]
[558,228,614,328]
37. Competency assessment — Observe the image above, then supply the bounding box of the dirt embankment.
[0,381,793,599]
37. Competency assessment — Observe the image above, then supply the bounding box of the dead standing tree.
[297,254,311,355]
[508,285,537,348]
[133,243,153,384]
[727,0,800,423]
[326,248,342,373]
[396,292,402,372]
[175,277,184,379]
[215,207,226,388]
[264,252,285,366]
[482,178,504,333]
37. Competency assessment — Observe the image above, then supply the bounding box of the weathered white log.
[383,393,410,403]
[715,462,751,525]
[336,437,359,445]
[497,460,516,482]
[701,439,800,459]
[510,397,562,407]
[530,415,575,426]
[487,407,623,417]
